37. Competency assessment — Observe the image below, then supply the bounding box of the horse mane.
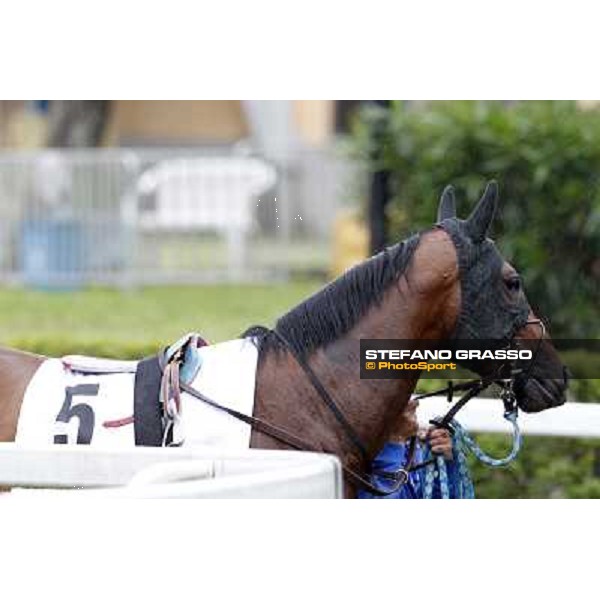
[243,233,421,359]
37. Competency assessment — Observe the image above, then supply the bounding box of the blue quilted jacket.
[358,441,463,499]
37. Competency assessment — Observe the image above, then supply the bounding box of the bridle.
[159,318,547,497]
[418,317,547,428]
[391,318,547,474]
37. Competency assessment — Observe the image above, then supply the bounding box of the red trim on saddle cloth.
[103,415,135,428]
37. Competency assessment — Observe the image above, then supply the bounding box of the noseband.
[397,318,547,473]
[417,318,546,421]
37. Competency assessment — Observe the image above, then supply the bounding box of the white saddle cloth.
[15,338,258,451]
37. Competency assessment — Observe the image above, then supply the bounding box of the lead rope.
[422,432,476,499]
[421,406,521,498]
[453,408,522,467]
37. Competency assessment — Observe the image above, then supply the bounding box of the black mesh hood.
[438,218,530,342]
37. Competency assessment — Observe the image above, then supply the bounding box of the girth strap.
[134,354,165,446]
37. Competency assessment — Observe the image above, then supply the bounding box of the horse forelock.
[245,233,422,359]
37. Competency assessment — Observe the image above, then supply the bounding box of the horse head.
[434,181,569,413]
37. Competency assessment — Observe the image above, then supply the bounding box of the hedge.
[8,337,162,360]
[351,100,600,339]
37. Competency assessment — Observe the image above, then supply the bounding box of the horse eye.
[506,276,521,292]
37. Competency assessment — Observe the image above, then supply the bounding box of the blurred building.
[0,101,362,285]
[0,100,357,152]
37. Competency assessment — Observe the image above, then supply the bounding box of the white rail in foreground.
[417,398,600,438]
[0,399,595,498]
[0,445,343,498]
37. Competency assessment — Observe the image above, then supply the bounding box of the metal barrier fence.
[0,147,356,287]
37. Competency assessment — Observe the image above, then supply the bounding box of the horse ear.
[437,185,456,221]
[466,180,498,241]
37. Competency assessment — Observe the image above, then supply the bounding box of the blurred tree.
[46,101,110,147]
[366,100,391,254]
[351,101,600,338]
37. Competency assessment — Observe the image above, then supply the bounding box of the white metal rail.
[417,398,600,438]
[0,445,343,498]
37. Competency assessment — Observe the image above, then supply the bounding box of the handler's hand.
[422,427,453,460]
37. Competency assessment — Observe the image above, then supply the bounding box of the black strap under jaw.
[405,322,543,471]
[399,318,547,473]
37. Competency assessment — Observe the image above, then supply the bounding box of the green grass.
[0,281,323,357]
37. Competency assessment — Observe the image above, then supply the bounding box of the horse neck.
[298,230,459,464]
[310,284,447,458]
[253,228,459,476]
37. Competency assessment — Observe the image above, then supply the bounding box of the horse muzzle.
[513,369,569,413]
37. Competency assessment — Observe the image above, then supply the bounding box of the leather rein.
[159,320,545,497]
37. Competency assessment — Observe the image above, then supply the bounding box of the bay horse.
[0,181,568,496]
